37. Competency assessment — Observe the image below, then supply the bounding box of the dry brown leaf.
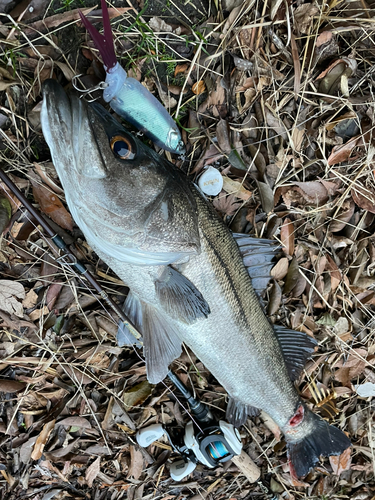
[123,381,153,409]
[0,380,25,393]
[280,218,295,256]
[294,4,319,34]
[175,63,189,76]
[222,178,252,201]
[86,456,101,487]
[271,257,289,280]
[57,417,92,429]
[31,419,55,460]
[265,109,288,140]
[268,281,282,315]
[32,182,73,231]
[329,200,355,232]
[213,194,242,217]
[351,184,375,214]
[325,255,341,290]
[128,445,143,480]
[327,136,360,166]
[0,280,25,318]
[284,258,300,294]
[192,80,206,95]
[329,447,352,475]
[22,289,38,309]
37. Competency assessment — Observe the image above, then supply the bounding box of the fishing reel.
[136,420,242,480]
[136,371,242,481]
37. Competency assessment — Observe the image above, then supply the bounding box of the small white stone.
[198,166,223,196]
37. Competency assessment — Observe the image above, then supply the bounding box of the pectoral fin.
[274,325,317,381]
[117,292,143,347]
[155,266,210,324]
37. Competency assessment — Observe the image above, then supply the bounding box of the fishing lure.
[79,0,185,154]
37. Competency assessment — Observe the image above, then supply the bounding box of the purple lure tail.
[79,0,117,70]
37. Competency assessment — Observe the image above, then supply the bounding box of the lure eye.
[110,135,136,160]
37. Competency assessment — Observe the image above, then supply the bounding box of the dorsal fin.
[274,325,317,381]
[155,266,210,324]
[232,233,279,295]
[116,291,182,383]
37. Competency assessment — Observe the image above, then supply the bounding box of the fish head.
[41,79,200,261]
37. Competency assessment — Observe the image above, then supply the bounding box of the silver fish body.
[41,80,351,478]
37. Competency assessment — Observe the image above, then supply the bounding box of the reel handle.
[136,423,165,448]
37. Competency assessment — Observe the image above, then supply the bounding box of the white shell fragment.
[355,382,375,398]
[198,166,223,196]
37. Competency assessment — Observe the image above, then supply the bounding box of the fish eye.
[110,135,136,160]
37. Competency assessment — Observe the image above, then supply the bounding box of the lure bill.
[41,79,351,479]
[79,0,185,154]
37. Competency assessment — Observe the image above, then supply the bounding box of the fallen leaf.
[192,80,206,95]
[257,180,274,213]
[0,380,25,393]
[352,184,375,214]
[123,381,154,409]
[32,182,73,231]
[222,177,252,201]
[31,419,55,460]
[0,196,11,233]
[268,281,282,315]
[284,258,300,294]
[22,289,38,309]
[128,445,143,480]
[213,193,242,217]
[175,63,189,76]
[20,436,38,463]
[57,417,92,429]
[329,200,355,232]
[0,280,25,318]
[325,255,341,290]
[329,447,351,475]
[271,258,289,280]
[86,456,100,487]
[294,4,319,34]
[280,218,294,256]
[327,136,360,166]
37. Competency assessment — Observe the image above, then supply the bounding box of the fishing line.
[0,168,205,432]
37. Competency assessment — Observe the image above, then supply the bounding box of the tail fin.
[287,411,351,477]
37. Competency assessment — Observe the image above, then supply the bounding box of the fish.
[78,0,185,155]
[40,79,351,478]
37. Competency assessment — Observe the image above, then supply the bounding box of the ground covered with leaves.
[0,0,374,498]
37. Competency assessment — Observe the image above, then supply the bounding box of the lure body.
[79,0,185,154]
[104,63,184,153]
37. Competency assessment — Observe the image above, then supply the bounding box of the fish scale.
[41,80,351,478]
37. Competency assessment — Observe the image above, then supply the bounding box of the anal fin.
[274,325,317,381]
[226,397,260,427]
[117,291,182,384]
[155,266,210,324]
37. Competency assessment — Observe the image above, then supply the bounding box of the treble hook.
[71,73,109,102]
